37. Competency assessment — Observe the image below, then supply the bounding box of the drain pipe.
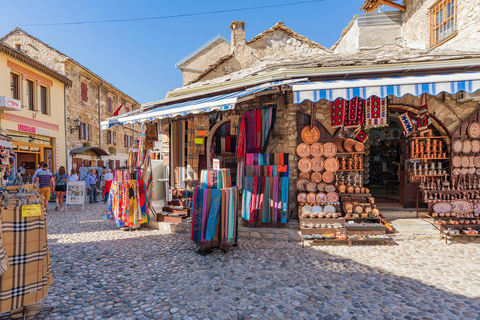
[64,85,68,171]
[98,81,104,150]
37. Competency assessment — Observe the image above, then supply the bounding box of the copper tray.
[325,184,336,193]
[311,171,323,183]
[322,171,335,183]
[463,140,472,154]
[323,142,337,158]
[334,137,346,153]
[324,157,340,172]
[327,192,339,203]
[310,142,324,157]
[343,139,356,153]
[468,122,480,139]
[311,157,325,172]
[470,156,475,167]
[343,201,354,213]
[316,193,327,204]
[297,193,307,204]
[452,156,462,168]
[298,158,312,172]
[475,156,480,168]
[306,192,317,204]
[296,143,311,158]
[296,178,309,191]
[353,204,364,214]
[452,140,463,153]
[317,182,327,192]
[299,172,311,179]
[354,142,365,152]
[472,140,480,153]
[301,126,321,144]
[306,182,317,192]
[461,156,470,167]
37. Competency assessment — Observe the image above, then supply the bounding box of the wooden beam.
[381,0,406,11]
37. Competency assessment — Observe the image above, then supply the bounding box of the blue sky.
[0,0,362,104]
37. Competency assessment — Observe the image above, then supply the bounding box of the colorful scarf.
[418,94,429,132]
[365,96,388,129]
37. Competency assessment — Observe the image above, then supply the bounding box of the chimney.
[229,20,246,53]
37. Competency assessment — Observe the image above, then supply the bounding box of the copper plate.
[334,137,346,153]
[298,158,312,172]
[327,192,339,203]
[472,140,480,153]
[296,143,311,158]
[301,126,321,144]
[354,142,365,152]
[296,178,309,191]
[297,193,307,203]
[324,157,340,172]
[317,182,327,192]
[392,131,400,137]
[469,156,475,167]
[475,156,480,168]
[462,140,472,154]
[306,182,317,192]
[343,202,354,213]
[469,167,476,174]
[468,122,480,139]
[322,171,335,183]
[324,205,336,213]
[316,193,327,204]
[299,172,311,179]
[453,156,462,168]
[373,135,380,142]
[461,156,470,167]
[354,204,364,214]
[451,200,473,214]
[383,130,391,137]
[452,140,463,153]
[311,171,323,183]
[343,139,356,153]
[323,142,337,158]
[310,142,324,157]
[311,157,325,172]
[307,192,317,204]
[325,184,336,193]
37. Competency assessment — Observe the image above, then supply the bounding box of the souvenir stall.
[0,184,53,318]
[297,102,391,245]
[423,110,480,243]
[103,125,154,228]
[191,168,238,254]
[0,137,15,187]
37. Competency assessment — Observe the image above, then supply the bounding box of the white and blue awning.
[293,72,480,103]
[102,79,305,129]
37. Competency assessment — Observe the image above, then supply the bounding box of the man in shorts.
[34,163,54,212]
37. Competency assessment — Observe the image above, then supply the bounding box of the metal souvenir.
[298,158,312,172]
[468,122,480,139]
[461,156,470,167]
[301,126,321,144]
[306,182,317,193]
[452,140,463,153]
[311,157,325,172]
[317,182,327,192]
[324,157,340,172]
[462,140,472,154]
[323,142,337,158]
[296,178,309,191]
[325,184,336,193]
[296,143,311,158]
[475,156,480,167]
[323,205,336,214]
[326,192,339,203]
[343,139,356,153]
[311,171,323,183]
[310,142,324,157]
[322,171,335,183]
[297,193,307,204]
[472,140,480,153]
[316,193,327,204]
[306,192,317,204]
[451,200,473,214]
[452,156,462,168]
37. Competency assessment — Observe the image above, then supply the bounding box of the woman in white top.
[69,168,79,182]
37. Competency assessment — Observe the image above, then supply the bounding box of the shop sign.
[213,159,220,170]
[66,181,86,210]
[18,124,51,136]
[0,96,21,111]
[22,204,42,217]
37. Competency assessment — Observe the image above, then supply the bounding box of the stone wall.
[402,0,480,51]
[332,20,359,53]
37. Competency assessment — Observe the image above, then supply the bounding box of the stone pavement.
[39,203,480,319]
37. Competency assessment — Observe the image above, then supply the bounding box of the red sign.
[18,124,36,133]
[0,96,21,111]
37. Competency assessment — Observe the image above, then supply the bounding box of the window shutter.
[81,82,88,102]
[113,131,116,145]
[88,123,92,141]
[108,97,112,113]
[79,123,84,139]
[115,160,120,168]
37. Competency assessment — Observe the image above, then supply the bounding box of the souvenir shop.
[291,72,480,243]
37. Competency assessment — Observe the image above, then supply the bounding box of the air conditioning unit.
[457,90,480,102]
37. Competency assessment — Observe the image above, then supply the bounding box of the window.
[10,73,20,100]
[107,130,116,145]
[79,122,92,141]
[124,134,134,148]
[430,0,456,47]
[107,97,113,113]
[81,82,88,102]
[15,44,21,51]
[40,86,48,115]
[27,80,35,111]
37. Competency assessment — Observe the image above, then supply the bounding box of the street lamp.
[70,118,82,134]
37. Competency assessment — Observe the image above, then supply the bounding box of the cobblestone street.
[43,204,480,320]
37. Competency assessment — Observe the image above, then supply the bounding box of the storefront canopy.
[293,72,480,103]
[70,147,109,157]
[102,79,305,129]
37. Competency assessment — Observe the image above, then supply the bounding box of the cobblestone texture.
[40,203,480,319]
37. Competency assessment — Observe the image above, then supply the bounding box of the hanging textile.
[417,93,429,132]
[171,121,186,189]
[194,116,209,155]
[0,217,9,277]
[186,119,198,180]
[0,205,53,313]
[365,96,388,129]
[199,169,232,189]
[344,97,365,128]
[355,130,368,143]
[136,125,146,168]
[399,112,414,136]
[330,98,346,128]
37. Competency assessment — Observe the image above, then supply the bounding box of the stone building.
[0,28,140,172]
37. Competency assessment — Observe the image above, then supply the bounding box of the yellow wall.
[0,52,66,171]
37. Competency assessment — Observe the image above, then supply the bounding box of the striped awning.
[102,79,304,129]
[293,72,480,103]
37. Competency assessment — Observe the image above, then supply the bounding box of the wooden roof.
[360,0,405,13]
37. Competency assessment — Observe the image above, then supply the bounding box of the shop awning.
[70,147,109,157]
[102,79,306,129]
[293,72,480,103]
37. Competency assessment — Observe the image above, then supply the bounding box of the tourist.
[103,169,113,202]
[53,166,69,211]
[18,162,26,175]
[69,168,79,182]
[33,161,46,178]
[34,163,54,212]
[86,169,98,203]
